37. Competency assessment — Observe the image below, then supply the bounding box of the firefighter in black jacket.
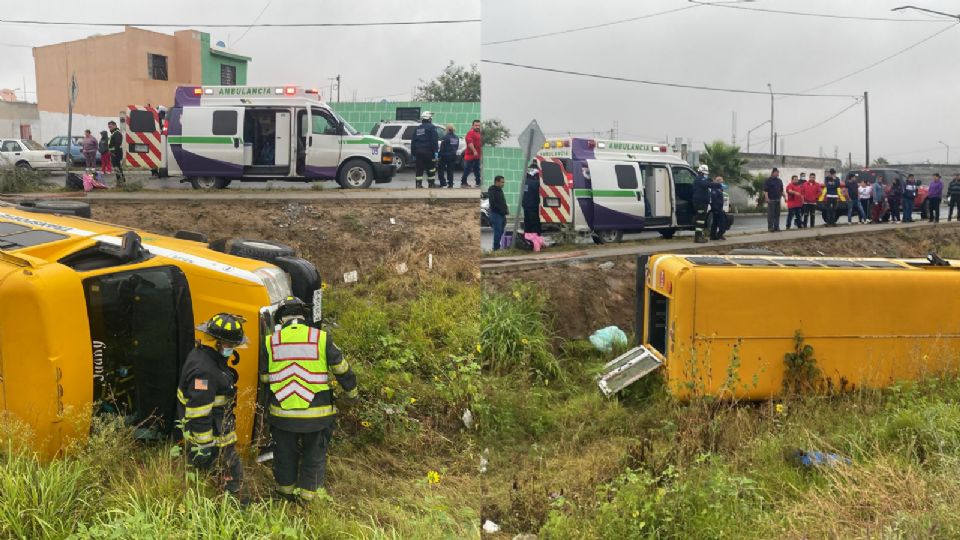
[107,120,125,186]
[261,296,358,503]
[437,124,460,188]
[177,313,247,495]
[693,164,711,243]
[708,176,728,240]
[521,164,542,235]
[411,112,439,188]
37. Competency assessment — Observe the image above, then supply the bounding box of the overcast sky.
[0,0,479,103]
[482,0,960,165]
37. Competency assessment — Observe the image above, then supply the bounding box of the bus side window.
[672,167,696,202]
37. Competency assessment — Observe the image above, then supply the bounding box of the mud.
[484,226,960,339]
[89,199,480,284]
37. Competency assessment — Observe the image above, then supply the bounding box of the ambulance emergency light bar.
[189,86,323,99]
[542,138,670,152]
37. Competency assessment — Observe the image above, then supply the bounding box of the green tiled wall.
[482,146,525,207]
[330,101,480,138]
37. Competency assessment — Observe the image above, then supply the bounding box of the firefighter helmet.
[275,296,308,322]
[197,313,248,346]
[698,164,709,174]
[421,111,433,121]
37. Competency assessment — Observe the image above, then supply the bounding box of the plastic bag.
[589,326,628,353]
[523,232,545,252]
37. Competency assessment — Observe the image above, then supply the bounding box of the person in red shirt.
[785,175,804,229]
[800,172,822,228]
[460,119,482,188]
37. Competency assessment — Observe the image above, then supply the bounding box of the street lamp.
[767,83,774,155]
[939,141,950,165]
[891,5,960,20]
[746,120,770,152]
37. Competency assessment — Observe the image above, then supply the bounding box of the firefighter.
[411,111,439,188]
[261,296,358,503]
[177,313,246,496]
[107,120,125,186]
[693,164,711,243]
[709,175,728,240]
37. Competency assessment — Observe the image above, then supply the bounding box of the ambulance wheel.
[189,176,231,189]
[338,160,374,189]
[393,151,408,171]
[659,228,677,239]
[17,199,91,218]
[592,230,623,244]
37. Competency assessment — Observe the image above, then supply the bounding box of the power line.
[688,0,951,23]
[752,98,863,147]
[781,22,958,99]
[0,17,480,28]
[482,5,699,46]
[233,0,275,45]
[481,59,861,97]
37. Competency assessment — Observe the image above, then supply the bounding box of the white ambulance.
[534,138,730,243]
[136,86,396,189]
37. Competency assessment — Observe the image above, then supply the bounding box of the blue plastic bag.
[589,326,628,353]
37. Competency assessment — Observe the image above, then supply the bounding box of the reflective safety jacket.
[177,345,239,450]
[261,321,357,432]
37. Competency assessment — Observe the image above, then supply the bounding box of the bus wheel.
[592,229,623,244]
[338,160,374,189]
[659,228,677,239]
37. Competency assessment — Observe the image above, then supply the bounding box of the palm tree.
[700,140,749,186]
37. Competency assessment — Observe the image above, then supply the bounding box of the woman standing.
[98,130,112,174]
[858,180,872,223]
[888,177,903,222]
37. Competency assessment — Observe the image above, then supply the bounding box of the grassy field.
[0,270,481,540]
[479,282,960,539]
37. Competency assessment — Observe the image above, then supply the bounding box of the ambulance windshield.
[331,110,359,136]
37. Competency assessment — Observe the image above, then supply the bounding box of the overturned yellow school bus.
[0,201,318,458]
[598,253,960,399]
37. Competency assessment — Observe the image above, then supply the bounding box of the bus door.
[670,165,698,226]
[585,159,644,230]
[640,163,672,218]
[178,107,245,176]
[300,107,342,179]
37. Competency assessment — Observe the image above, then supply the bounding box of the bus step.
[597,345,663,396]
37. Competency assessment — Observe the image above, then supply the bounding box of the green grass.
[0,270,480,539]
[480,282,960,539]
[0,167,47,193]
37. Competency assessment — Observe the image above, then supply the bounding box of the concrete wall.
[33,27,204,117]
[0,102,41,140]
[741,152,843,177]
[200,34,249,85]
[37,111,116,145]
[330,101,480,138]
[890,163,960,179]
[482,146,525,208]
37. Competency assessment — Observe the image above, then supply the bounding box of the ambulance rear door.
[584,159,644,230]
[177,107,245,177]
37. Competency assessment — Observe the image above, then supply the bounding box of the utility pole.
[731,111,737,145]
[939,141,950,166]
[848,152,852,170]
[767,83,774,155]
[864,91,870,167]
[336,74,341,102]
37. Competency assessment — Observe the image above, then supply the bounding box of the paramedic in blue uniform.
[522,163,542,235]
[437,124,459,189]
[411,111,439,188]
[709,175,728,240]
[692,164,711,243]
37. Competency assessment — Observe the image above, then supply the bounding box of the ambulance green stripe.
[573,189,638,198]
[341,136,386,145]
[167,136,236,144]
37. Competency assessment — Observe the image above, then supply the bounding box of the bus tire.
[659,228,677,239]
[209,238,296,262]
[338,160,374,189]
[17,199,92,218]
[273,256,321,304]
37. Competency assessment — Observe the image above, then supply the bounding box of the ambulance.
[0,201,321,458]
[535,138,711,243]
[123,86,396,189]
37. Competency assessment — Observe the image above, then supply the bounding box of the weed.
[783,331,822,395]
[0,167,45,193]
[480,283,562,383]
[119,180,144,192]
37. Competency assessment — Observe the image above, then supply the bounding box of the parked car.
[848,168,931,219]
[480,191,490,227]
[45,135,101,165]
[369,120,465,171]
[0,139,67,171]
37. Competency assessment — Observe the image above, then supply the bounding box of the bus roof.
[174,85,328,108]
[539,137,684,163]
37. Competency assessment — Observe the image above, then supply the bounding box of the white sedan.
[0,139,67,172]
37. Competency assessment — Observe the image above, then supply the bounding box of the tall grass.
[480,283,561,382]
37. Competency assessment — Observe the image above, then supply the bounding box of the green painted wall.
[199,33,249,86]
[482,146,525,207]
[330,101,480,139]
